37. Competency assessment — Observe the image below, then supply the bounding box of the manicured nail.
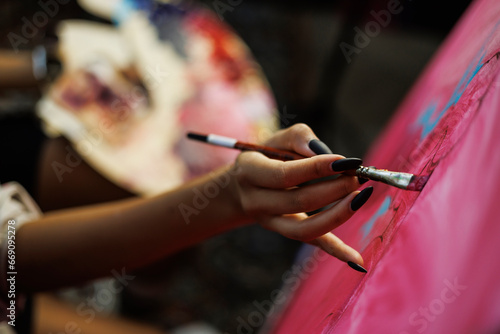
[358,177,369,185]
[348,261,368,273]
[308,139,333,155]
[350,186,373,211]
[331,158,362,172]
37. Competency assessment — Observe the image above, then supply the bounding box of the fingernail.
[350,186,373,211]
[331,158,362,172]
[347,261,368,273]
[308,139,333,155]
[358,177,369,185]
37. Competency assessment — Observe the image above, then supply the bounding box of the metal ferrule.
[356,166,413,190]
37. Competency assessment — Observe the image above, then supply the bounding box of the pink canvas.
[270,0,500,333]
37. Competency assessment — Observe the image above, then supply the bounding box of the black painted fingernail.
[350,186,373,211]
[358,177,369,185]
[331,158,363,172]
[348,261,368,273]
[308,139,333,155]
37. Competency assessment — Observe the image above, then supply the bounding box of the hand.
[230,124,372,268]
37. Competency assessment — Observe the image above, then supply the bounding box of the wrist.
[225,163,254,226]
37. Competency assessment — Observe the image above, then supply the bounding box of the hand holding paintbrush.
[187,131,428,191]
[186,128,430,273]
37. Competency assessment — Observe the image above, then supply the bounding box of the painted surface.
[271,0,500,333]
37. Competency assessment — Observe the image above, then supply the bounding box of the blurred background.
[0,0,472,333]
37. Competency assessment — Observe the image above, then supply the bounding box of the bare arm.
[16,124,371,293]
[17,166,246,292]
[0,50,39,88]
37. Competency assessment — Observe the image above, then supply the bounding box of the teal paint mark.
[416,100,439,140]
[361,196,391,240]
[445,53,485,110]
[416,51,485,141]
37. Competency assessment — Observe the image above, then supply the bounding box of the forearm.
[17,165,248,292]
[15,123,371,292]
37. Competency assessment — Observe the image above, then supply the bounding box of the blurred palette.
[38,0,277,196]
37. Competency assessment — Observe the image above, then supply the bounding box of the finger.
[243,175,359,216]
[264,123,332,158]
[236,151,347,189]
[259,187,373,241]
[264,214,365,267]
[309,232,364,265]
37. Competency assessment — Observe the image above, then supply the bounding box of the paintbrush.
[187,132,428,191]
[355,166,428,191]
